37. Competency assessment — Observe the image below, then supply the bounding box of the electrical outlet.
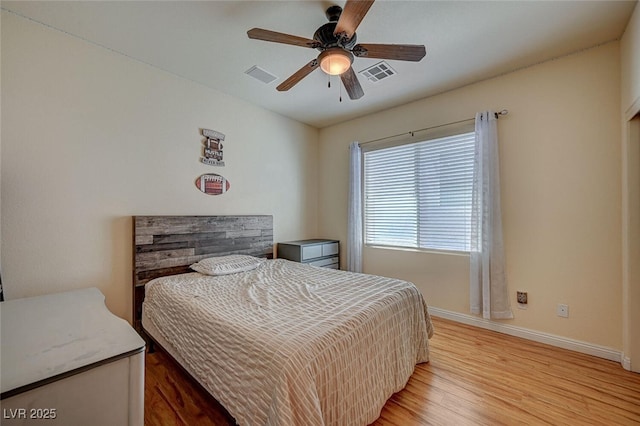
[517,291,528,304]
[557,303,569,318]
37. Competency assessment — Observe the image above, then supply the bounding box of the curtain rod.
[359,109,509,146]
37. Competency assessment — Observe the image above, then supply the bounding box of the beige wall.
[1,12,319,321]
[318,42,622,349]
[621,0,640,371]
[1,7,632,355]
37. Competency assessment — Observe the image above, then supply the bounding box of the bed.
[133,215,433,426]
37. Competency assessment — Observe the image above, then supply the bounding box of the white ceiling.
[3,1,636,128]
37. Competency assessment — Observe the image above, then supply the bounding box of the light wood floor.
[144,316,640,425]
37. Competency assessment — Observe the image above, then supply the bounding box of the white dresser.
[1,288,145,425]
[278,239,340,269]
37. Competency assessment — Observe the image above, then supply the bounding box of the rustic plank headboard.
[132,215,273,331]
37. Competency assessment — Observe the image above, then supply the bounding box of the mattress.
[142,259,433,426]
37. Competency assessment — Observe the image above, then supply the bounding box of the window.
[363,131,475,252]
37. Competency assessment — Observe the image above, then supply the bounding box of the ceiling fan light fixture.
[319,48,353,75]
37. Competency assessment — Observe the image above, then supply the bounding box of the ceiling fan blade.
[340,67,364,100]
[277,59,320,91]
[334,0,375,41]
[353,43,426,61]
[247,28,320,49]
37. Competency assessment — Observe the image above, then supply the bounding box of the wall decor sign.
[201,128,225,166]
[195,173,230,195]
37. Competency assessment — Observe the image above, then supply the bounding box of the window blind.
[363,131,475,252]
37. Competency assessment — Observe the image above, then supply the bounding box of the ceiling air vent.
[359,61,396,83]
[245,65,277,84]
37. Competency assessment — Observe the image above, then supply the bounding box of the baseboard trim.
[428,307,623,364]
[621,354,632,371]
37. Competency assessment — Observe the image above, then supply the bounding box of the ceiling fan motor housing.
[314,22,357,50]
[314,6,358,51]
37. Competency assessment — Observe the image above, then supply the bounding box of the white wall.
[1,11,319,321]
[318,43,622,350]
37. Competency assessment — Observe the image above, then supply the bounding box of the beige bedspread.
[143,259,433,426]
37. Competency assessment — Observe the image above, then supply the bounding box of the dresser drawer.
[322,242,339,257]
[302,244,323,260]
[308,256,339,268]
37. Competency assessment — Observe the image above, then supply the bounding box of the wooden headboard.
[132,215,273,331]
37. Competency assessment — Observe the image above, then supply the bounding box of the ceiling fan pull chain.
[339,82,343,102]
[328,74,331,88]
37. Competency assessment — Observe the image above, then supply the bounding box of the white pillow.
[190,254,265,276]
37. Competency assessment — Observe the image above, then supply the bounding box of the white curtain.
[470,111,513,319]
[347,142,363,273]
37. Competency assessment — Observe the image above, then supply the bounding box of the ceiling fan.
[247,0,426,100]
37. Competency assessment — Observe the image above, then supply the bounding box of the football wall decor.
[195,173,230,195]
[200,128,225,167]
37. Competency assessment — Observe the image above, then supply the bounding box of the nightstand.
[278,239,340,269]
[1,288,145,426]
